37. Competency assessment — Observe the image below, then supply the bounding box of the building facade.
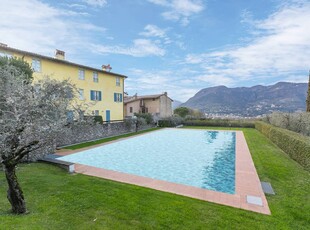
[0,44,127,121]
[124,92,173,118]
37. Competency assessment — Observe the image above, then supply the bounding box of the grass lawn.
[0,127,309,229]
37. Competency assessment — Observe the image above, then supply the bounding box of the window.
[116,77,120,86]
[32,59,41,72]
[78,69,85,80]
[114,93,122,102]
[130,107,133,113]
[90,90,102,101]
[79,89,84,100]
[93,72,98,83]
[141,107,148,113]
[93,110,99,116]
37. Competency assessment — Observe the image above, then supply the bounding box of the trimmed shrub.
[94,115,103,124]
[137,117,147,126]
[255,121,310,171]
[183,119,255,128]
[264,112,310,136]
[134,113,153,124]
[158,116,183,127]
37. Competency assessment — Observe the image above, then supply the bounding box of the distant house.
[124,92,173,118]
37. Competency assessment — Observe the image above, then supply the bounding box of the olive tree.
[0,64,75,214]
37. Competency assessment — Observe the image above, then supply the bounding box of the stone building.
[124,92,173,118]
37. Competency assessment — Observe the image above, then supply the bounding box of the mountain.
[181,82,307,117]
[172,100,183,110]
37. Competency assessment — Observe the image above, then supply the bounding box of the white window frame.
[116,77,120,86]
[93,110,99,116]
[116,93,122,102]
[93,72,98,83]
[78,69,85,80]
[94,91,100,100]
[79,89,84,100]
[32,58,41,72]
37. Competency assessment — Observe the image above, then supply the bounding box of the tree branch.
[3,140,40,166]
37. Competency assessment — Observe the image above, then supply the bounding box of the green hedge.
[183,119,255,128]
[134,113,153,124]
[255,121,310,171]
[158,120,175,127]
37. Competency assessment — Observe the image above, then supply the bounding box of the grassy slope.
[0,127,309,229]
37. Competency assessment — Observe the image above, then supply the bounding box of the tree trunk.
[4,164,27,214]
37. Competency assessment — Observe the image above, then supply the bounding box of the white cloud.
[139,24,167,38]
[0,0,106,60]
[147,0,169,6]
[196,75,235,86]
[67,3,87,10]
[93,39,166,57]
[148,0,204,26]
[82,0,107,8]
[126,68,202,102]
[184,1,310,83]
[139,24,172,45]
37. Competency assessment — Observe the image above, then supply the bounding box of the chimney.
[102,64,112,72]
[55,49,65,60]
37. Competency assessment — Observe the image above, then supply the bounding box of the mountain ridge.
[180,82,307,117]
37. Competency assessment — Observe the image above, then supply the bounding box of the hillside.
[180,82,307,116]
[172,100,183,110]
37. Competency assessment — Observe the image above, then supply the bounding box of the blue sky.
[0,0,309,102]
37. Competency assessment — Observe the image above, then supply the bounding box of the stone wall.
[25,139,56,162]
[24,121,154,162]
[56,121,154,147]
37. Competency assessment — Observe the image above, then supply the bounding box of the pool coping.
[56,129,271,215]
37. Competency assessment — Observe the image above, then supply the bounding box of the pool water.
[59,129,236,194]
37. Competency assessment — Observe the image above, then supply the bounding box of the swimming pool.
[59,129,236,194]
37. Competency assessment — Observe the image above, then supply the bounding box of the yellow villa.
[0,43,127,122]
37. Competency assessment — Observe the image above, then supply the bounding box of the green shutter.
[90,90,95,100]
[99,91,102,101]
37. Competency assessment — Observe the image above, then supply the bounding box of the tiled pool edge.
[58,130,271,215]
[235,131,270,214]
